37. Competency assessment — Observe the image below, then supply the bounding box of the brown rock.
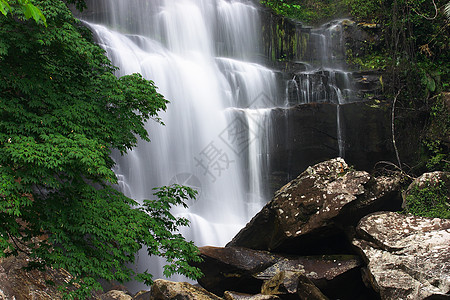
[132,290,151,300]
[261,270,329,300]
[0,252,74,300]
[261,270,302,295]
[148,279,221,300]
[194,246,279,295]
[296,275,329,300]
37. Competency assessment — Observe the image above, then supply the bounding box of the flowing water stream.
[79,0,357,292]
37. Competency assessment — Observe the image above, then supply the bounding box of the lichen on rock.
[353,211,450,299]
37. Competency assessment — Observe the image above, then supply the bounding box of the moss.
[403,177,450,219]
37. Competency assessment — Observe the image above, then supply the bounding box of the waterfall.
[80,0,278,292]
[79,0,360,291]
[282,20,357,158]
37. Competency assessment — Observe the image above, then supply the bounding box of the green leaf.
[0,0,11,16]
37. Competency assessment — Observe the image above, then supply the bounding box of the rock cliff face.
[256,14,393,191]
[268,102,394,194]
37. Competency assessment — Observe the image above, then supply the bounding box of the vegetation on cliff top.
[0,0,201,298]
[261,0,346,24]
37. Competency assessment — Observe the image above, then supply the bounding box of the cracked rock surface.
[227,158,402,253]
[353,211,450,300]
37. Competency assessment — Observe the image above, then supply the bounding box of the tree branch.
[409,0,439,20]
[392,88,403,172]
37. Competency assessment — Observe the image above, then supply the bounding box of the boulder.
[132,290,151,300]
[148,279,222,300]
[353,211,450,299]
[0,252,75,300]
[296,275,329,300]
[228,158,402,254]
[402,171,450,218]
[261,270,328,300]
[261,270,303,296]
[98,290,132,300]
[194,246,280,295]
[194,246,366,298]
[224,291,280,300]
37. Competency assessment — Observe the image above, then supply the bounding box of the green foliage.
[343,0,450,86]
[343,0,449,174]
[422,95,450,171]
[346,49,390,70]
[0,0,46,26]
[261,0,345,24]
[342,0,382,22]
[27,185,202,299]
[0,0,201,298]
[404,178,450,219]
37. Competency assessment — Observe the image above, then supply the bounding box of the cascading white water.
[79,0,361,290]
[283,20,357,158]
[80,0,278,292]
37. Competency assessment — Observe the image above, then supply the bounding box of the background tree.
[0,0,202,298]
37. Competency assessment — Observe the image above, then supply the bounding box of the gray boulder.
[353,211,450,299]
[228,158,402,254]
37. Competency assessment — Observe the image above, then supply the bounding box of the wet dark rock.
[193,245,364,299]
[342,20,382,65]
[261,270,328,300]
[228,158,402,254]
[296,274,329,300]
[193,246,280,295]
[353,212,450,299]
[268,101,395,194]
